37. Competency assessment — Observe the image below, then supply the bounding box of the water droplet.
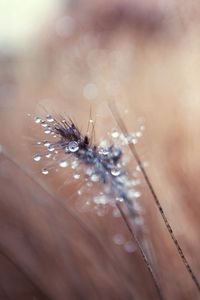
[86,181,93,187]
[113,234,125,245]
[111,168,121,176]
[124,241,137,253]
[128,189,141,199]
[36,141,42,145]
[136,131,142,138]
[111,129,119,138]
[99,148,109,155]
[99,140,109,148]
[33,154,41,162]
[102,148,109,155]
[59,160,68,168]
[94,195,109,204]
[42,168,48,175]
[136,165,141,172]
[142,161,149,168]
[134,191,141,198]
[77,189,82,195]
[34,116,42,124]
[41,122,48,127]
[132,138,138,144]
[86,168,93,176]
[46,153,51,158]
[91,174,99,182]
[73,174,80,180]
[46,115,54,122]
[48,144,55,152]
[130,179,141,186]
[116,197,124,203]
[140,125,145,131]
[44,128,51,134]
[44,141,51,147]
[68,141,79,152]
[71,159,79,169]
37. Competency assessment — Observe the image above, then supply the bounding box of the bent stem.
[116,201,164,300]
[109,101,200,294]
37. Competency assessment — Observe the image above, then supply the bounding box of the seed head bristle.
[31,112,164,300]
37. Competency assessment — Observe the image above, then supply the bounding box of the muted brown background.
[0,1,200,299]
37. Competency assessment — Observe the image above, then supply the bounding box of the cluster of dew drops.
[33,115,81,175]
[32,113,146,253]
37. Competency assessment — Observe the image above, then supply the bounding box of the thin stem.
[109,101,200,293]
[1,148,132,285]
[116,202,164,300]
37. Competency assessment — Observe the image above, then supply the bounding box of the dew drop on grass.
[48,145,55,152]
[73,174,80,180]
[91,174,99,182]
[113,234,125,245]
[44,141,51,147]
[33,154,41,161]
[42,168,49,175]
[111,168,121,176]
[116,197,124,203]
[111,129,119,138]
[44,128,51,134]
[124,241,137,253]
[46,115,54,122]
[34,116,42,124]
[59,160,68,168]
[41,122,48,127]
[94,195,109,204]
[68,141,79,152]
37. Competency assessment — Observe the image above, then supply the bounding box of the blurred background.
[1,0,200,299]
